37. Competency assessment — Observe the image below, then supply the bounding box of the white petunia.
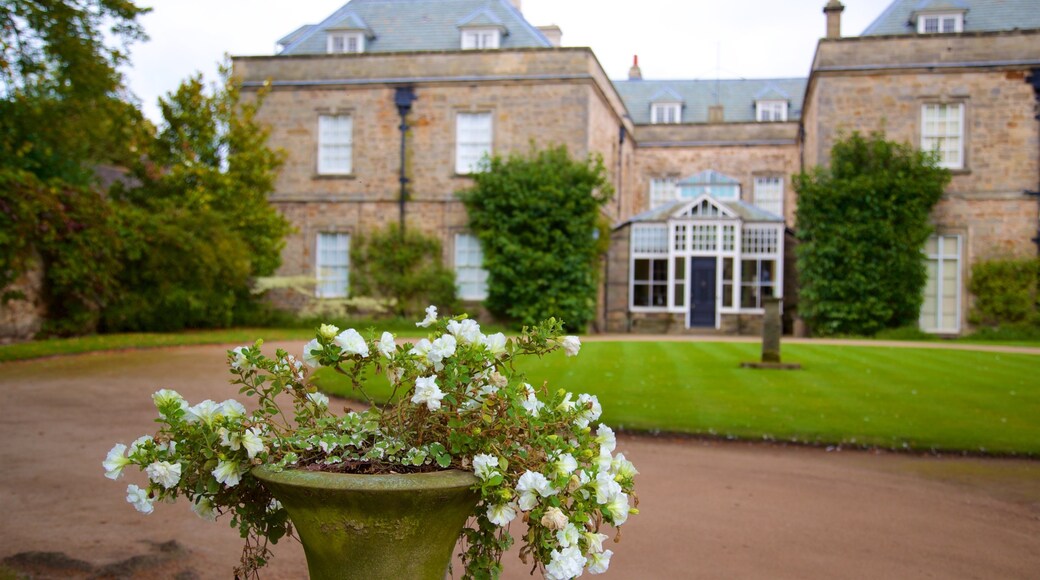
[545,546,585,580]
[318,323,339,341]
[540,506,569,531]
[520,383,544,417]
[302,338,321,368]
[427,334,457,368]
[595,424,616,454]
[152,389,188,419]
[103,443,131,480]
[185,400,222,425]
[604,491,630,526]
[516,470,555,511]
[128,435,153,457]
[307,392,329,408]
[416,305,438,327]
[586,549,613,574]
[334,328,369,357]
[377,332,396,358]
[610,453,639,480]
[595,471,622,505]
[447,319,484,344]
[557,392,576,412]
[561,335,581,357]
[219,427,242,451]
[410,338,432,367]
[554,453,578,478]
[191,496,217,522]
[484,332,507,356]
[230,346,252,371]
[241,427,265,459]
[486,502,517,527]
[219,399,247,420]
[584,531,609,554]
[574,393,602,428]
[212,460,242,488]
[126,484,154,514]
[411,375,445,411]
[556,522,580,548]
[145,460,182,489]
[472,454,500,481]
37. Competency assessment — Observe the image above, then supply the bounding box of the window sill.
[945,168,971,176]
[452,172,484,178]
[313,173,356,180]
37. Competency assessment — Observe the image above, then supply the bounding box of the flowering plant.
[103,307,638,579]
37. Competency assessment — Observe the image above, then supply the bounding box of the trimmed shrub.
[968,257,1039,327]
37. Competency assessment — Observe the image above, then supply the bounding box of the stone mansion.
[232,0,1040,335]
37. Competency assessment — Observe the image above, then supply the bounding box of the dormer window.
[461,28,500,49]
[327,31,365,54]
[756,100,787,122]
[916,12,963,33]
[651,103,682,124]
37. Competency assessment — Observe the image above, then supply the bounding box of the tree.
[103,65,292,331]
[459,145,612,332]
[794,131,950,336]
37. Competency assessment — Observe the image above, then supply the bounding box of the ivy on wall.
[459,145,612,332]
[794,131,950,336]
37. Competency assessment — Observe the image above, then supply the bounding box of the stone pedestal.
[741,296,802,370]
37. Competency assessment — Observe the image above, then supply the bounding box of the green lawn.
[316,342,1040,456]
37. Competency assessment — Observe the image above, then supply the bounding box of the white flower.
[558,392,576,412]
[472,454,500,481]
[516,470,554,510]
[410,338,432,367]
[604,491,630,526]
[484,332,507,356]
[575,393,602,428]
[521,383,544,417]
[540,506,569,531]
[241,427,265,459]
[610,453,639,480]
[191,496,217,522]
[595,471,622,505]
[302,339,321,368]
[554,453,578,478]
[427,334,457,368]
[486,502,517,527]
[145,460,182,489]
[230,346,252,370]
[561,335,581,357]
[377,332,396,358]
[318,323,340,341]
[546,546,585,580]
[411,375,445,411]
[103,443,131,480]
[128,435,153,456]
[126,484,154,514]
[307,392,329,408]
[219,427,242,451]
[219,399,247,420]
[584,532,609,554]
[447,319,484,344]
[416,305,438,327]
[152,389,187,419]
[185,400,222,425]
[587,549,613,574]
[212,460,242,488]
[334,328,369,357]
[556,522,580,548]
[595,424,616,455]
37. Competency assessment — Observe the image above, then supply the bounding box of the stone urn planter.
[252,466,480,580]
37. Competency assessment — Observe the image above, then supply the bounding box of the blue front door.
[689,257,716,327]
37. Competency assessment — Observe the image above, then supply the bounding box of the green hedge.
[969,257,1040,327]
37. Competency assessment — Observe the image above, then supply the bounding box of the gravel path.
[1,342,1038,579]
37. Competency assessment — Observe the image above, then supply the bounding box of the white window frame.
[917,13,963,34]
[454,234,489,301]
[327,31,365,54]
[315,233,350,298]
[649,177,679,210]
[461,28,501,49]
[455,112,492,174]
[752,176,784,218]
[317,114,353,175]
[756,100,788,122]
[921,103,965,169]
[651,102,682,124]
[920,234,962,334]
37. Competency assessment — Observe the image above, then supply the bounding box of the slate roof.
[862,0,1040,35]
[622,196,784,225]
[279,0,551,55]
[612,78,807,125]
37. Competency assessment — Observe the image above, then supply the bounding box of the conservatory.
[616,192,785,333]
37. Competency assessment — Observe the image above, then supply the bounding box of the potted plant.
[103,307,639,579]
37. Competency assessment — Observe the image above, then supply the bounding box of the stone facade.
[0,257,46,343]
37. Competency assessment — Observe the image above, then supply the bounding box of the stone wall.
[0,258,45,342]
[605,226,630,332]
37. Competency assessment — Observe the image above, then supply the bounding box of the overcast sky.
[124,0,896,122]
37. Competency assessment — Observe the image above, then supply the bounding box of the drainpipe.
[394,86,417,237]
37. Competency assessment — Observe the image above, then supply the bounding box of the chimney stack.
[628,55,642,81]
[537,25,562,47]
[510,0,521,12]
[823,0,844,39]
